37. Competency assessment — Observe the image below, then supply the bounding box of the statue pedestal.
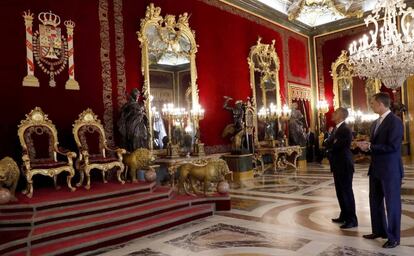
[222,154,253,187]
[166,144,180,158]
[192,143,205,156]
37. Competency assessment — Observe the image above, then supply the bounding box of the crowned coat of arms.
[22,10,79,90]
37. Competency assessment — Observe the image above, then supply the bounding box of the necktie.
[373,117,382,135]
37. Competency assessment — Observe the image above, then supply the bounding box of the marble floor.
[85,162,414,256]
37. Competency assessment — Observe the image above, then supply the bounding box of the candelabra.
[349,0,414,92]
[190,104,205,156]
[161,103,188,158]
[257,103,291,146]
[317,100,329,132]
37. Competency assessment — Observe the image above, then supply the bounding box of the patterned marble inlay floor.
[88,162,414,256]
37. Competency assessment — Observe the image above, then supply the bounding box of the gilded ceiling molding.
[287,0,363,21]
[315,25,367,100]
[99,0,114,145]
[113,0,127,108]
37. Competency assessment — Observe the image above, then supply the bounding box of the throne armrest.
[56,146,77,159]
[22,153,31,170]
[105,145,126,154]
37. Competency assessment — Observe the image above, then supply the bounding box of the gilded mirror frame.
[137,3,199,151]
[248,37,281,146]
[332,50,381,111]
[331,50,354,110]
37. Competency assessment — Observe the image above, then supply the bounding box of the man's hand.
[356,141,370,152]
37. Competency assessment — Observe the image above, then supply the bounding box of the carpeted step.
[31,198,191,241]
[0,181,157,214]
[0,187,171,227]
[18,204,214,256]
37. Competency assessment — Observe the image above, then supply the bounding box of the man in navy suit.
[357,92,404,248]
[326,107,358,229]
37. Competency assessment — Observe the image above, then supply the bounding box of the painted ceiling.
[255,0,378,26]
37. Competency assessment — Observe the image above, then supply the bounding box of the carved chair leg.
[116,165,125,184]
[102,170,107,184]
[25,176,34,198]
[76,168,85,187]
[67,171,76,192]
[123,165,128,181]
[85,169,91,190]
[53,175,61,190]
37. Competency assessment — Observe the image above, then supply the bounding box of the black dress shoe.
[331,218,344,223]
[340,222,358,229]
[363,234,387,239]
[382,240,399,248]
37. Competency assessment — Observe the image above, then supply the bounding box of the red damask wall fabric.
[122,0,310,145]
[0,0,310,159]
[288,36,308,82]
[0,0,103,159]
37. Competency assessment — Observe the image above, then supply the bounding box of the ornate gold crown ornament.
[22,10,79,90]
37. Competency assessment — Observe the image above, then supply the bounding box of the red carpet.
[0,180,230,255]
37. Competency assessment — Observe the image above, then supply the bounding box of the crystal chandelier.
[349,0,414,91]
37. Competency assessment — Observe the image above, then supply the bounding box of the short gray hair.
[336,107,349,119]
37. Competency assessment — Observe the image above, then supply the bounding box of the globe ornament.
[217,181,230,194]
[144,169,157,182]
[0,188,12,204]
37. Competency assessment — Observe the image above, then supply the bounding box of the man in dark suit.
[305,127,316,162]
[326,107,358,229]
[357,92,404,248]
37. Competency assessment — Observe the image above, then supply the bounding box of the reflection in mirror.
[138,4,202,156]
[332,51,381,138]
[248,37,282,146]
[332,50,354,110]
[332,51,381,112]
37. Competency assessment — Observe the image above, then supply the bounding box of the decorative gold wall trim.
[199,0,309,38]
[287,83,311,104]
[113,0,127,108]
[99,0,114,144]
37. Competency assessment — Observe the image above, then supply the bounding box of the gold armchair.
[18,107,77,198]
[73,109,126,189]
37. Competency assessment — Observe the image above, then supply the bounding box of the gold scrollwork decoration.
[137,3,200,153]
[18,107,77,198]
[248,37,281,146]
[331,50,354,110]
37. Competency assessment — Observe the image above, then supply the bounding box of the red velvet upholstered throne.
[73,109,126,189]
[18,107,77,198]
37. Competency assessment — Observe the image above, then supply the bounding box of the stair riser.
[0,194,170,228]
[31,203,190,245]
[0,185,155,214]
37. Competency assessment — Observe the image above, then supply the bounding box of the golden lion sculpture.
[178,158,232,196]
[123,148,155,183]
[0,157,20,201]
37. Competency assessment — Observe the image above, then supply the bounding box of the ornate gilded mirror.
[137,4,200,154]
[332,50,354,110]
[332,50,381,111]
[248,37,282,145]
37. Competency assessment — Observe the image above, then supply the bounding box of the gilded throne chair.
[73,109,126,189]
[18,107,77,198]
